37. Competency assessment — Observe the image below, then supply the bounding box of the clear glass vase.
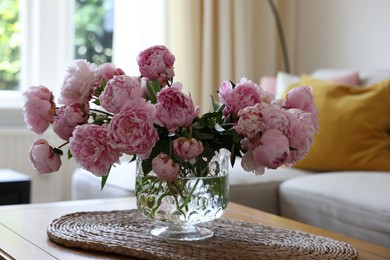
[135,149,229,241]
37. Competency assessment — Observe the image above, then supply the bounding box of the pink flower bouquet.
[23,45,318,187]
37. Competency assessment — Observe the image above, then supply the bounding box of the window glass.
[0,0,20,90]
[74,0,114,64]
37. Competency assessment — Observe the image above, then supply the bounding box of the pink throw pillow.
[260,76,277,96]
[331,72,361,86]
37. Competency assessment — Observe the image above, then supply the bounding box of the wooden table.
[0,197,389,259]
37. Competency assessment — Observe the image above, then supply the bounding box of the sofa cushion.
[312,69,390,86]
[229,162,308,215]
[71,157,309,215]
[290,75,390,171]
[71,162,136,200]
[279,172,390,247]
[275,71,361,99]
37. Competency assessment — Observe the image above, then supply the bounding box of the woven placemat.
[47,209,358,259]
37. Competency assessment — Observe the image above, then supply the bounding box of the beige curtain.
[164,0,293,113]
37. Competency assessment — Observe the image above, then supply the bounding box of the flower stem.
[57,141,69,149]
[179,177,201,210]
[152,188,170,215]
[89,108,114,117]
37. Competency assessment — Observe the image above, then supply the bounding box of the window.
[0,0,165,126]
[75,0,114,64]
[0,0,20,91]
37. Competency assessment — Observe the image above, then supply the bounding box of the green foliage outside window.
[75,0,113,65]
[0,0,113,91]
[0,0,20,90]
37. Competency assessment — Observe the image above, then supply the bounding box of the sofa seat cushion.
[72,161,137,200]
[229,163,309,215]
[279,172,390,247]
[71,157,308,215]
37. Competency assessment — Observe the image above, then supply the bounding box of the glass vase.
[135,149,229,241]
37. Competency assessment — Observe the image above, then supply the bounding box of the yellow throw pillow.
[290,75,390,171]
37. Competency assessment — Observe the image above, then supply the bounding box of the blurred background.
[1,0,389,203]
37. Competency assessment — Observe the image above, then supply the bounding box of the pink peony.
[65,102,90,125]
[155,82,200,133]
[218,80,233,104]
[99,75,143,113]
[29,139,62,174]
[235,104,265,140]
[220,78,262,116]
[241,149,265,175]
[109,100,159,158]
[284,109,316,166]
[53,103,89,140]
[253,129,290,169]
[53,106,74,140]
[70,124,121,176]
[152,153,180,182]
[173,137,204,164]
[260,88,275,104]
[97,63,125,83]
[284,86,319,132]
[59,59,98,106]
[137,45,175,83]
[23,85,56,135]
[260,102,290,137]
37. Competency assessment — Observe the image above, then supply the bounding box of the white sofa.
[72,68,390,248]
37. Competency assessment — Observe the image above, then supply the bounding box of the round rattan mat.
[47,209,358,259]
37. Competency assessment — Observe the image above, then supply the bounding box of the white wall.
[294,0,390,74]
[0,128,78,203]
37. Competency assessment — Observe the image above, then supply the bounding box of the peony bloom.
[173,137,204,164]
[29,139,62,174]
[137,45,175,83]
[284,109,316,166]
[253,129,290,169]
[109,100,159,158]
[70,124,121,176]
[53,103,89,140]
[99,75,143,113]
[260,88,275,104]
[218,80,233,104]
[152,153,180,182]
[59,59,98,106]
[65,102,90,126]
[53,106,74,140]
[219,78,262,116]
[23,85,56,135]
[155,82,200,133]
[241,149,265,175]
[235,104,265,140]
[259,102,290,137]
[284,86,319,132]
[97,63,125,83]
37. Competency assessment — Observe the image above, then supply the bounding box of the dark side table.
[0,169,31,205]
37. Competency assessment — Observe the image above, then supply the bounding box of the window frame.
[0,0,74,126]
[0,0,166,127]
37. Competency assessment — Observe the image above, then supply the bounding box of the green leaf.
[141,159,152,176]
[210,95,220,112]
[101,165,112,190]
[230,80,236,89]
[193,131,215,140]
[146,80,160,104]
[93,99,100,106]
[67,148,73,159]
[191,121,205,129]
[129,155,136,162]
[53,148,63,156]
